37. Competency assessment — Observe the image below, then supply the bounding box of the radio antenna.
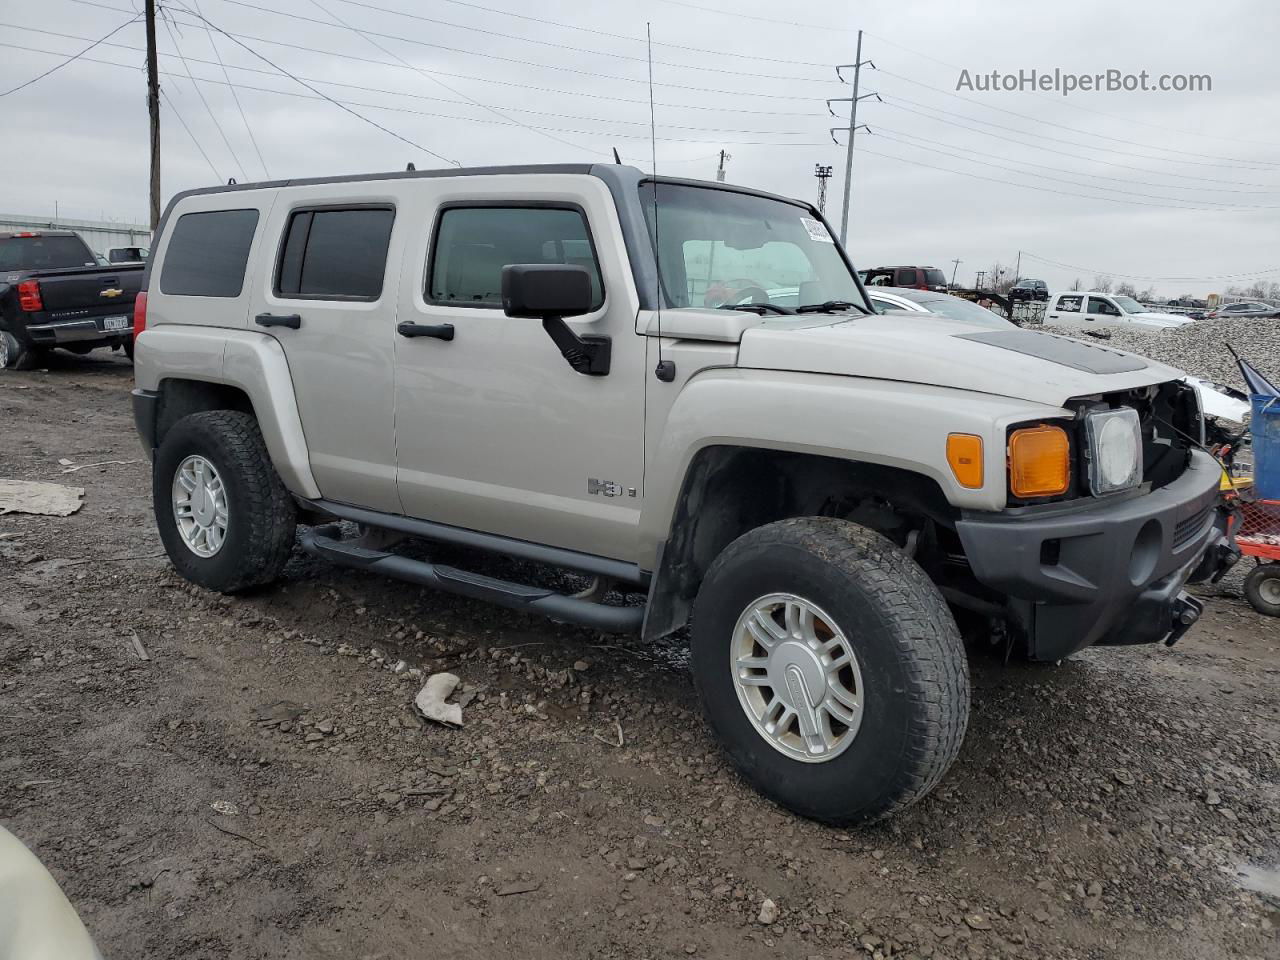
[648,22,675,383]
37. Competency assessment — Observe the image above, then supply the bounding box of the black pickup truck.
[0,230,144,370]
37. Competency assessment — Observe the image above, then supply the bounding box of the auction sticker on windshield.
[801,217,833,243]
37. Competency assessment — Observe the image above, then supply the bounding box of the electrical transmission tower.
[814,164,832,214]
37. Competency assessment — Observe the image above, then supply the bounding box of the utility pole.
[145,0,161,230]
[950,258,962,289]
[829,31,877,247]
[814,164,832,214]
[1014,250,1022,284]
[716,149,731,182]
[975,270,986,290]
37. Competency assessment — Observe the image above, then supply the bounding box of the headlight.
[1085,408,1142,495]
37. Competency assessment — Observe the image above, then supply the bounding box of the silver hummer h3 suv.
[132,164,1236,824]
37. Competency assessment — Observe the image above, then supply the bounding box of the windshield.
[1112,295,1146,313]
[0,235,94,272]
[640,182,867,312]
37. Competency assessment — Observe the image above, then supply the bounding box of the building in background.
[0,213,150,260]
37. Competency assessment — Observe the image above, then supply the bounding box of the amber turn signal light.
[946,433,984,489]
[1008,425,1070,498]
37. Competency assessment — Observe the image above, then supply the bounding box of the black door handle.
[255,313,302,330]
[397,321,454,341]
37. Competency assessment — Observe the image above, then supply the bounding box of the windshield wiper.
[795,300,870,315]
[716,303,795,316]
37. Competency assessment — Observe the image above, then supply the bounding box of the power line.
[1018,250,1280,283]
[857,144,1277,212]
[11,21,826,118]
[65,0,830,101]
[207,0,833,83]
[323,0,836,68]
[190,0,269,178]
[870,130,1279,208]
[158,0,836,90]
[652,0,855,31]
[175,6,459,165]
[160,88,222,180]
[863,31,1280,150]
[158,8,248,180]
[0,14,139,96]
[873,67,1280,168]
[873,125,1280,194]
[877,94,1280,172]
[0,36,828,148]
[298,0,592,157]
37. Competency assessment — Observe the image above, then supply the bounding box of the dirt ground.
[2,352,1278,960]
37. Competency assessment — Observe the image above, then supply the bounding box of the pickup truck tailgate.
[33,266,143,320]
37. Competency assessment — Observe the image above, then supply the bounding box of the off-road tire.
[691,517,969,825]
[1243,564,1280,617]
[154,410,296,593]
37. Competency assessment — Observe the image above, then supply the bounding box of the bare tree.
[1246,281,1267,299]
[1069,277,1084,291]
[1115,281,1138,298]
[1267,281,1280,302]
[1138,287,1155,302]
[1092,275,1114,293]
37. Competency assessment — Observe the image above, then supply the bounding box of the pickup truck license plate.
[102,315,129,331]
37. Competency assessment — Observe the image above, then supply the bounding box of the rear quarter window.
[160,208,259,298]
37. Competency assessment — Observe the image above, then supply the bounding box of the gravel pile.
[1038,317,1280,395]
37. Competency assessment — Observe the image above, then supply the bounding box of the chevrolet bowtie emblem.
[100,288,123,298]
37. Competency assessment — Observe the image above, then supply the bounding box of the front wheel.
[154,410,297,593]
[691,517,969,825]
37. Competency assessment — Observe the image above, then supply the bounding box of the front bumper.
[956,449,1231,660]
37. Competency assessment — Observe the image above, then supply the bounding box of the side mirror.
[501,263,594,319]
[501,264,610,376]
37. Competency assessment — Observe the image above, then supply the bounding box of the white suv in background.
[1045,292,1193,331]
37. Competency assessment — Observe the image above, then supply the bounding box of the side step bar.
[301,498,648,587]
[299,528,645,634]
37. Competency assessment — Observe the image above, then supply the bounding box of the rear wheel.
[154,410,297,593]
[0,330,42,370]
[1244,564,1280,617]
[691,517,969,825]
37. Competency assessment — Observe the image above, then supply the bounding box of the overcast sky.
[1,0,1277,295]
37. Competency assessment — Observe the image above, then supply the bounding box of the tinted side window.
[276,207,395,300]
[1088,296,1118,315]
[895,268,918,285]
[160,209,259,297]
[428,207,604,309]
[1057,295,1082,313]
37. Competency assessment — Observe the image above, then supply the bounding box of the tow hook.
[1165,591,1205,647]
[1209,539,1242,584]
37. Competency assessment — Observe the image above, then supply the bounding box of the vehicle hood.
[735,313,1183,407]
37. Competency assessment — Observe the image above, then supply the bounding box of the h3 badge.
[588,478,636,498]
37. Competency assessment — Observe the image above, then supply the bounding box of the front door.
[249,188,405,512]
[392,175,647,562]
[1084,295,1123,327]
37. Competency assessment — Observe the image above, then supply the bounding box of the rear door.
[1046,293,1084,327]
[248,188,404,511]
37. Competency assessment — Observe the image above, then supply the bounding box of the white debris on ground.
[1039,317,1277,407]
[0,479,85,516]
[414,672,464,727]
